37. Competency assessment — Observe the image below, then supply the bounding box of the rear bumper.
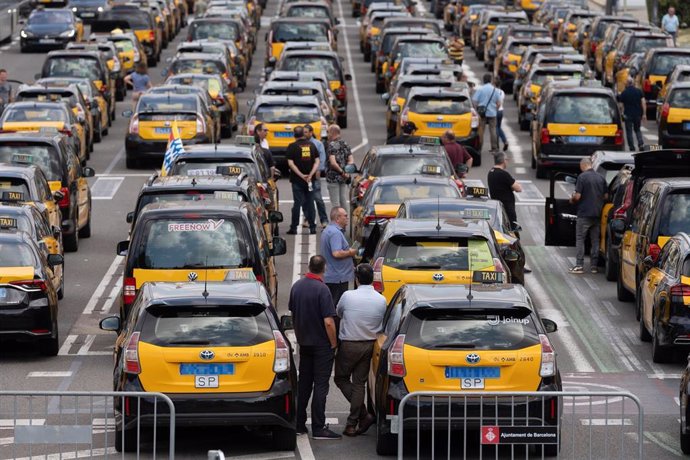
[660,126,690,148]
[125,134,211,157]
[538,143,623,168]
[659,313,690,347]
[0,297,54,338]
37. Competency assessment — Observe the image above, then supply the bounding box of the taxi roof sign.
[1,191,25,202]
[419,136,440,146]
[421,164,442,175]
[0,217,18,229]
[235,135,255,146]
[12,154,33,164]
[216,165,243,176]
[460,208,491,220]
[224,269,257,282]
[467,186,489,198]
[472,271,503,284]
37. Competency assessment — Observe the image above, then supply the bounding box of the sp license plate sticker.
[168,219,224,232]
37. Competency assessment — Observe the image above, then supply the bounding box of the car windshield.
[171,160,259,178]
[0,178,31,198]
[142,217,248,269]
[0,145,62,182]
[168,76,223,95]
[408,96,472,115]
[398,42,446,58]
[405,307,540,350]
[190,22,239,41]
[372,156,451,176]
[630,37,669,53]
[383,237,493,270]
[29,11,71,24]
[287,6,329,18]
[372,183,459,204]
[547,95,616,124]
[281,57,339,80]
[274,23,329,42]
[170,59,224,75]
[0,243,36,267]
[137,96,197,112]
[45,58,101,80]
[2,106,67,123]
[256,104,320,123]
[669,89,690,108]
[651,54,690,75]
[657,192,690,237]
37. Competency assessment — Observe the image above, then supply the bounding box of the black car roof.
[370,144,443,155]
[0,163,41,179]
[403,197,500,210]
[0,132,63,145]
[176,144,255,157]
[373,175,456,185]
[138,199,247,216]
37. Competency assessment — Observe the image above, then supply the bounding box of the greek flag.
[161,120,184,176]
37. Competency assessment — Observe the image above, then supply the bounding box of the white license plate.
[81,12,95,17]
[39,39,57,44]
[461,377,485,389]
[194,375,219,388]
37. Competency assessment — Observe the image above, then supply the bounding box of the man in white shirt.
[662,7,680,46]
[334,263,386,437]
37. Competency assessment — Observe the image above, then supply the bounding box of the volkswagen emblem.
[284,125,292,130]
[199,350,215,360]
[579,126,586,133]
[188,272,198,282]
[432,273,444,282]
[436,115,443,121]
[466,353,480,364]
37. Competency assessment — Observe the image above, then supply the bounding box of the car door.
[371,292,403,409]
[544,172,578,246]
[642,242,675,333]
[622,191,651,291]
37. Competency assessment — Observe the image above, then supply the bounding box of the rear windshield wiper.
[168,340,211,345]
[434,343,476,349]
[403,264,443,270]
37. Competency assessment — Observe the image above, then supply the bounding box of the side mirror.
[345,73,352,81]
[51,225,61,239]
[280,314,293,330]
[381,92,390,101]
[116,240,129,256]
[390,104,400,113]
[99,316,121,332]
[53,190,64,202]
[502,249,519,262]
[271,236,287,256]
[564,175,577,185]
[325,114,335,124]
[642,255,654,270]
[335,18,340,25]
[511,222,522,232]
[344,164,358,174]
[122,110,133,118]
[47,253,64,267]
[268,210,283,223]
[236,114,246,124]
[126,211,134,224]
[542,318,558,333]
[82,166,95,178]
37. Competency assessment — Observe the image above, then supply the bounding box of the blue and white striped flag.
[161,120,184,176]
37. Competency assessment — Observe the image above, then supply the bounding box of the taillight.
[196,115,206,134]
[470,108,479,129]
[124,332,141,374]
[590,42,597,54]
[643,79,652,93]
[9,279,47,291]
[357,178,370,199]
[614,129,623,146]
[149,31,155,42]
[123,276,137,305]
[661,103,670,119]
[273,330,290,373]
[539,334,556,377]
[670,284,690,297]
[613,181,634,219]
[647,243,661,262]
[400,108,409,124]
[57,186,70,208]
[334,85,346,101]
[492,257,505,273]
[372,256,384,292]
[387,334,406,377]
[247,116,257,135]
[129,115,139,135]
[59,128,73,137]
[540,128,550,144]
[256,274,264,283]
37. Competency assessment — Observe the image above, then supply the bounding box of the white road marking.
[644,431,683,457]
[100,278,122,314]
[0,436,13,446]
[13,448,117,460]
[57,334,77,356]
[296,433,316,460]
[581,418,633,426]
[103,146,125,174]
[675,397,681,407]
[0,420,45,427]
[222,453,295,460]
[27,371,73,378]
[601,300,618,316]
[82,255,123,314]
[647,373,682,379]
[77,334,96,355]
[90,176,124,200]
[515,167,526,174]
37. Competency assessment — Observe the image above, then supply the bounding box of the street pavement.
[0,0,686,458]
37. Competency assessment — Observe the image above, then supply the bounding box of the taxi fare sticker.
[168,219,224,232]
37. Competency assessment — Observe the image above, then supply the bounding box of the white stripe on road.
[57,334,77,356]
[82,255,123,314]
[0,420,45,427]
[13,448,117,460]
[27,371,73,378]
[296,434,316,460]
[90,177,124,200]
[581,418,632,426]
[103,146,125,175]
[306,417,339,425]
[222,453,295,460]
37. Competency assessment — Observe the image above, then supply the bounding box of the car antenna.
[436,195,441,232]
[202,256,209,299]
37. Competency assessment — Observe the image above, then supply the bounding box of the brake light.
[539,334,556,377]
[372,256,384,292]
[661,103,670,119]
[334,85,346,101]
[614,129,623,146]
[470,108,479,129]
[247,116,257,136]
[590,42,597,54]
[9,279,47,291]
[124,332,141,374]
[647,243,661,262]
[493,257,505,273]
[643,79,652,93]
[57,187,70,208]
[196,115,206,134]
[357,178,370,199]
[59,128,73,137]
[540,127,550,144]
[149,31,155,42]
[255,274,264,283]
[670,284,690,297]
[123,276,137,305]
[387,334,406,377]
[273,330,290,373]
[400,107,409,125]
[129,114,139,135]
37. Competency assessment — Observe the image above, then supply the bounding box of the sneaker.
[312,426,342,440]
[591,267,599,274]
[568,266,584,274]
[503,143,509,152]
[296,425,309,436]
[286,228,298,235]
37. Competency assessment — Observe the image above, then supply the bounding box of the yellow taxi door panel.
[600,202,613,254]
[77,177,89,228]
[605,51,616,80]
[271,42,285,61]
[132,268,240,288]
[373,204,400,219]
[0,267,36,283]
[369,331,387,398]
[137,340,275,393]
[621,230,637,290]
[681,275,690,305]
[667,108,690,124]
[642,268,665,329]
[402,344,543,393]
[46,202,61,229]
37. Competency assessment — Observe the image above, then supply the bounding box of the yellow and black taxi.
[556,9,599,46]
[515,52,587,103]
[175,40,244,91]
[639,232,690,362]
[165,52,232,86]
[484,24,550,71]
[360,9,408,63]
[265,18,335,67]
[0,164,63,232]
[594,22,650,82]
[68,0,109,22]
[351,175,462,246]
[585,15,638,66]
[604,30,672,88]
[383,35,448,93]
[282,1,338,28]
[67,40,127,101]
[370,283,561,455]
[36,76,110,142]
[572,17,593,52]
[0,132,94,251]
[116,200,287,315]
[530,79,623,178]
[637,49,690,120]
[96,29,146,75]
[658,83,690,149]
[374,27,439,93]
[186,17,247,62]
[123,93,216,168]
[518,63,587,131]
[471,10,529,58]
[0,232,63,356]
[148,85,221,140]
[20,7,83,52]
[458,4,502,41]
[259,80,337,124]
[0,102,88,166]
[242,95,328,163]
[493,36,553,94]
[512,45,579,97]
[273,49,352,127]
[656,64,690,106]
[96,6,161,65]
[99,279,297,452]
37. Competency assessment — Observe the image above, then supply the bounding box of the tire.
[364,50,371,62]
[272,427,296,451]
[375,78,384,94]
[639,312,651,342]
[604,235,617,281]
[375,411,397,456]
[519,117,530,131]
[617,267,634,302]
[126,155,140,169]
[651,315,671,363]
[221,124,233,138]
[338,114,348,129]
[94,119,102,143]
[646,106,656,121]
[370,59,376,73]
[681,420,690,454]
[78,205,92,238]
[57,275,64,300]
[39,322,59,356]
[114,424,138,452]
[531,151,536,169]
[536,161,547,179]
[635,285,644,321]
[63,219,79,252]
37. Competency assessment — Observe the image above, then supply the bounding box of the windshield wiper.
[434,343,476,349]
[168,340,210,345]
[403,264,442,270]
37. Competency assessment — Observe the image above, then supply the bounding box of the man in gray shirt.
[334,263,386,437]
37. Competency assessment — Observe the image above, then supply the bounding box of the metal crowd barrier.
[396,391,644,459]
[0,390,176,459]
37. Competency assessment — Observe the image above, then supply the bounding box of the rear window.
[373,183,459,204]
[190,22,239,41]
[531,70,582,86]
[372,156,451,176]
[112,39,135,53]
[0,243,36,267]
[256,104,320,123]
[547,95,617,124]
[383,237,493,270]
[683,257,690,277]
[28,10,72,24]
[399,82,451,99]
[100,11,153,29]
[404,307,541,350]
[406,203,498,227]
[141,305,273,347]
[140,217,248,269]
[399,42,446,59]
[170,59,224,75]
[273,23,328,42]
[45,57,101,80]
[281,57,339,81]
[669,89,690,109]
[1,106,68,123]
[651,54,690,75]
[0,178,31,198]
[137,191,247,214]
[657,191,690,237]
[137,96,197,112]
[168,76,223,95]
[408,96,471,115]
[287,5,329,18]
[508,43,530,55]
[0,145,62,182]
[172,160,259,178]
[630,37,669,54]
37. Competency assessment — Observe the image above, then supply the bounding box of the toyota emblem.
[579,126,586,133]
[466,353,480,364]
[436,115,443,121]
[199,350,215,360]
[188,272,198,282]
[432,273,444,282]
[164,121,171,127]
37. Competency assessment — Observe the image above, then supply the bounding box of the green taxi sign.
[421,164,442,175]
[419,136,441,146]
[12,154,33,164]
[461,208,491,219]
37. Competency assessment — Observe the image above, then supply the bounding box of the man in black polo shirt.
[286,126,320,235]
[288,255,341,440]
[487,152,522,226]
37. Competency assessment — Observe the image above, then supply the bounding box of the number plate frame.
[567,135,600,144]
[154,127,172,134]
[274,131,293,138]
[427,122,453,129]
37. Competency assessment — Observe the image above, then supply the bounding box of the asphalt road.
[0,0,686,459]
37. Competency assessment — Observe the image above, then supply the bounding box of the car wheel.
[519,117,530,131]
[126,155,140,169]
[370,59,376,73]
[63,219,79,252]
[535,161,547,179]
[78,204,91,238]
[651,314,671,363]
[364,50,371,62]
[114,422,138,452]
[375,411,397,456]
[531,150,536,169]
[617,266,634,302]
[39,321,59,356]
[375,79,384,94]
[94,119,103,142]
[271,427,296,451]
[639,309,651,342]
[646,106,656,121]
[635,284,644,320]
[338,114,348,129]
[604,234,617,281]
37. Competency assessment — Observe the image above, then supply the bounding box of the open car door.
[545,171,578,246]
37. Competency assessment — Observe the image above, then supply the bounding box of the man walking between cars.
[487,152,522,227]
[289,255,341,440]
[472,73,500,154]
[286,126,320,235]
[569,158,608,274]
[618,77,645,151]
[662,7,680,46]
[334,263,386,437]
[321,207,356,306]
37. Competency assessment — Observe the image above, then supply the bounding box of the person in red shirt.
[441,130,473,171]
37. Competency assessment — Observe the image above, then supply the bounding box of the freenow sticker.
[168,219,225,232]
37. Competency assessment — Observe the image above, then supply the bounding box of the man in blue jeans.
[321,207,356,305]
[286,126,320,235]
[304,124,329,228]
